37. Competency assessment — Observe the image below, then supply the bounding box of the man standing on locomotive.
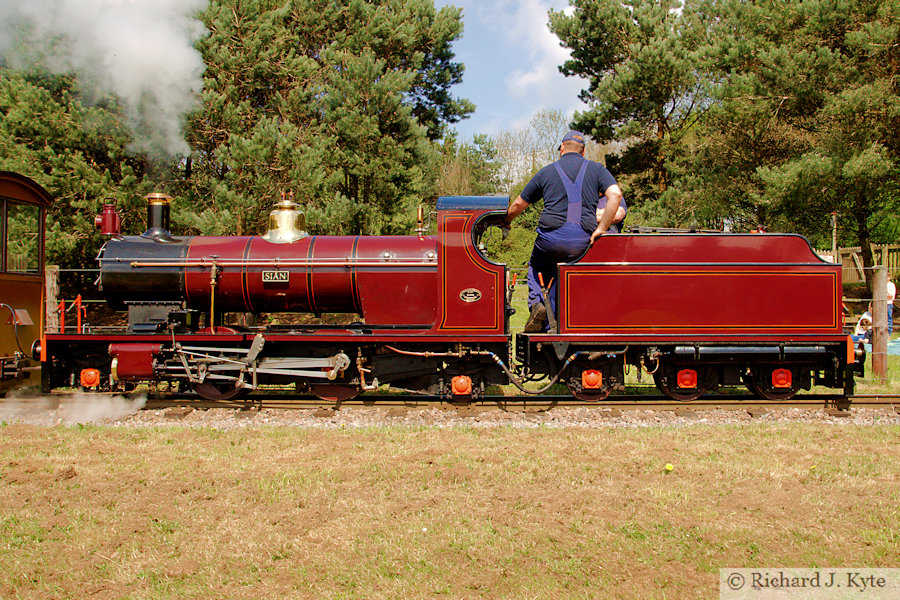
[503,130,625,332]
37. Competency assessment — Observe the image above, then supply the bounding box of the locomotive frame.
[41,194,863,402]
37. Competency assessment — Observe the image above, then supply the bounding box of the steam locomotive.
[40,192,863,402]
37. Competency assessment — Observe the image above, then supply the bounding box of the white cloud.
[500,0,585,112]
[431,0,592,139]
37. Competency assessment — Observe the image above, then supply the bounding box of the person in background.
[887,272,895,334]
[503,130,625,332]
[853,311,873,343]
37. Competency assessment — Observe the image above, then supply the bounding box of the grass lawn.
[2,287,897,598]
[2,423,899,599]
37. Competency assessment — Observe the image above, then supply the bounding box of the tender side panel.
[560,264,842,335]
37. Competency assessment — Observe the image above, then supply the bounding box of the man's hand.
[595,185,623,236]
[590,226,605,245]
[480,213,512,235]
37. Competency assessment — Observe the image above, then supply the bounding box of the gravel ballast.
[2,395,898,429]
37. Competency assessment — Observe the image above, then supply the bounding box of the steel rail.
[140,392,899,412]
[10,392,899,414]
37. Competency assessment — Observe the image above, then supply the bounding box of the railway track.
[140,392,899,412]
[5,391,899,414]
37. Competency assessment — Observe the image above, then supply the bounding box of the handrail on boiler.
[119,259,438,269]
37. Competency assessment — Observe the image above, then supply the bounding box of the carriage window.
[6,202,40,273]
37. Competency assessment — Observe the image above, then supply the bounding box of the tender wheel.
[743,366,801,401]
[194,380,249,401]
[654,371,704,401]
[308,384,361,403]
[652,363,717,402]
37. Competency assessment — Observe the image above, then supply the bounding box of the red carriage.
[0,172,51,394]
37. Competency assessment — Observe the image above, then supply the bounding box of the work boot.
[523,303,547,333]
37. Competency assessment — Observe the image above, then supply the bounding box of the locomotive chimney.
[262,193,308,244]
[142,192,176,243]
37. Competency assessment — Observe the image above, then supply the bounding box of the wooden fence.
[817,244,900,284]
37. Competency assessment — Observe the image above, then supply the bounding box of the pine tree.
[179,0,473,237]
[689,0,900,290]
[550,0,709,213]
[0,69,151,267]
[437,134,501,196]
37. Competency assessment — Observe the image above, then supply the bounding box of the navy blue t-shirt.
[520,152,621,233]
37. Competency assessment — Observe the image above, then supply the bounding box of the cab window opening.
[2,199,42,274]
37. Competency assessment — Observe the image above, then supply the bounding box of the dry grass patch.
[1,423,899,599]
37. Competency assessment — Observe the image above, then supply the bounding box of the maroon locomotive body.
[41,195,861,402]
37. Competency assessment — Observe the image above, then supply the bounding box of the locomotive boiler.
[41,192,864,402]
[99,194,439,328]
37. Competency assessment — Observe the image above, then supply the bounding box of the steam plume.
[0,0,207,158]
[0,393,147,425]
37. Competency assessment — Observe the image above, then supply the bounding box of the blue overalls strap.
[553,159,589,225]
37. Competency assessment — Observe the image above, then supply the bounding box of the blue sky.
[435,0,589,141]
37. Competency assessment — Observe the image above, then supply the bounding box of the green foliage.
[0,69,152,267]
[482,225,536,278]
[436,133,501,196]
[547,0,899,289]
[178,0,473,237]
[477,163,542,272]
[685,0,900,289]
[550,0,710,210]
[2,0,473,270]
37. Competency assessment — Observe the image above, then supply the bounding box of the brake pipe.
[383,345,588,395]
[481,350,587,395]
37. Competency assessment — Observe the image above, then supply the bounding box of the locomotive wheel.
[194,380,249,401]
[308,384,361,403]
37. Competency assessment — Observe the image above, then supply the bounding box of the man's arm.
[591,184,623,244]
[504,195,530,225]
[596,202,626,224]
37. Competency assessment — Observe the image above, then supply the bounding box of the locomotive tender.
[41,194,863,402]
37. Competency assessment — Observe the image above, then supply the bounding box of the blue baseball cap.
[559,130,585,148]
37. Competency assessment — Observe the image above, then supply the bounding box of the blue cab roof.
[435,196,508,211]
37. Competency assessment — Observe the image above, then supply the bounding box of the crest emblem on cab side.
[459,288,482,303]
